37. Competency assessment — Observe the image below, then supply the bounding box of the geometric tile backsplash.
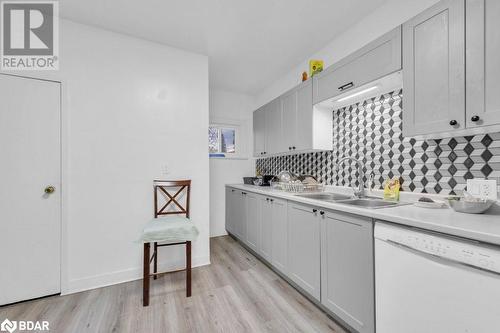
[256,89,500,195]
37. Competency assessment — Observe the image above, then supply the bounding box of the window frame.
[208,118,249,160]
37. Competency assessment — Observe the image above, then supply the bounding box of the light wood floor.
[0,236,346,333]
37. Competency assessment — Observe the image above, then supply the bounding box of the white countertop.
[227,184,500,246]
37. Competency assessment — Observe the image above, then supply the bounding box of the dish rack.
[271,181,324,193]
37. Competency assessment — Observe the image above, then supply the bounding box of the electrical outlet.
[161,164,169,176]
[467,179,498,200]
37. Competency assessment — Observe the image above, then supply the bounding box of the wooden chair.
[142,180,199,306]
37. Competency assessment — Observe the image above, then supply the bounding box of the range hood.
[314,71,402,111]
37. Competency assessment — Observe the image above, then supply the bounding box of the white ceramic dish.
[414,201,447,209]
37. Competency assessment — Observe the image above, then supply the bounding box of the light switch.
[467,179,498,200]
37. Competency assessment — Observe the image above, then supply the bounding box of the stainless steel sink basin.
[295,193,352,201]
[339,198,400,208]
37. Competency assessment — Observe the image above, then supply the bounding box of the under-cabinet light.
[336,85,379,102]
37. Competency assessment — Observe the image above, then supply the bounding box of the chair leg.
[186,241,191,297]
[153,242,158,280]
[143,243,150,306]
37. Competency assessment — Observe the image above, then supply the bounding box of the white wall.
[1,20,210,293]
[254,0,440,107]
[209,89,255,237]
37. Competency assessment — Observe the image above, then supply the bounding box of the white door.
[0,74,61,305]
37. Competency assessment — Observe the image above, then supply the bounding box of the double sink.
[296,192,405,209]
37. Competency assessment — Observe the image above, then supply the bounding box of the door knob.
[449,120,457,126]
[44,186,55,194]
[471,115,480,122]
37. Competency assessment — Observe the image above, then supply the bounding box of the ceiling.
[60,0,388,94]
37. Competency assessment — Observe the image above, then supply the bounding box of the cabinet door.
[271,198,288,274]
[234,191,247,241]
[313,27,401,104]
[225,187,236,234]
[466,0,500,128]
[403,0,465,136]
[287,203,321,300]
[295,80,313,151]
[260,197,272,261]
[321,212,374,333]
[265,98,283,154]
[245,192,261,253]
[253,108,266,157]
[281,89,297,152]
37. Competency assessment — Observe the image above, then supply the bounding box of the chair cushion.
[141,216,199,243]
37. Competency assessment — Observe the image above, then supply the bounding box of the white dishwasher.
[375,222,500,333]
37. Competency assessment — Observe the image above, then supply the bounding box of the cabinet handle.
[266,198,269,201]
[270,199,274,202]
[338,82,354,91]
[471,115,480,122]
[288,147,292,150]
[312,209,317,213]
[320,211,325,215]
[292,146,296,150]
[449,120,457,126]
[242,192,247,195]
[231,189,235,192]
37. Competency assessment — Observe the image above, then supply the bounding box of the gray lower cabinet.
[233,190,247,241]
[403,0,465,137]
[225,187,237,234]
[260,196,273,262]
[287,202,321,300]
[245,192,261,253]
[270,198,288,274]
[321,211,374,333]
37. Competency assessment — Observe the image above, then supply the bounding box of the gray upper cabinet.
[466,0,500,128]
[321,211,374,333]
[253,107,267,157]
[271,198,288,274]
[403,0,466,137]
[245,192,261,253]
[265,98,283,155]
[281,86,298,152]
[287,202,321,300]
[253,79,332,157]
[281,80,318,152]
[313,26,401,105]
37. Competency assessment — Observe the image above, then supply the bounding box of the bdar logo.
[0,319,17,333]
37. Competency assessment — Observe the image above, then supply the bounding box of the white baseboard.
[64,255,210,295]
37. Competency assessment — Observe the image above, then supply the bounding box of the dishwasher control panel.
[375,223,500,274]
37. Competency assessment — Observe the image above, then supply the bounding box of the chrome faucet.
[337,157,365,198]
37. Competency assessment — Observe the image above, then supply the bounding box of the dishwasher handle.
[383,239,500,277]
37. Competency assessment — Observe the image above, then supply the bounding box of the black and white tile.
[256,89,500,195]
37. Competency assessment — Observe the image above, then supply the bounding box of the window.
[208,126,236,156]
